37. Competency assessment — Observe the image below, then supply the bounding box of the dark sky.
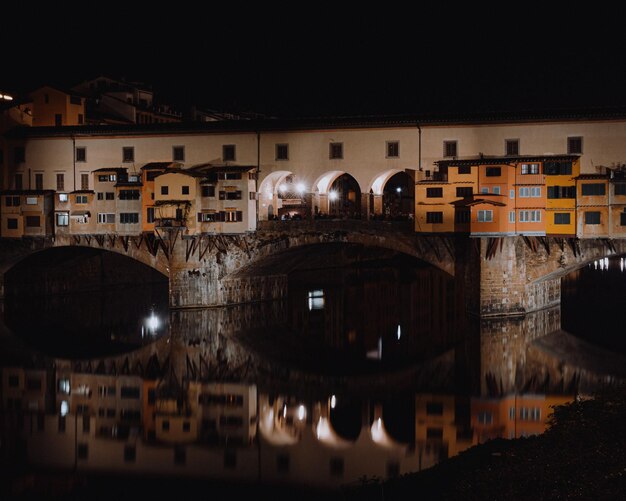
[4,8,626,118]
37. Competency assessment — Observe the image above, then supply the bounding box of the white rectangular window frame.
[26,196,38,205]
[56,212,69,226]
[509,189,515,199]
[519,210,541,222]
[477,210,493,222]
[509,211,515,223]
[519,187,529,197]
[493,186,501,195]
[97,213,115,224]
[480,187,489,194]
[530,187,541,197]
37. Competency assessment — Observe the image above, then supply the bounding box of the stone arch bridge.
[1,222,625,317]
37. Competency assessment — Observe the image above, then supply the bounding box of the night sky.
[3,8,626,118]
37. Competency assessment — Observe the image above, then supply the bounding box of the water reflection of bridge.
[2,304,625,491]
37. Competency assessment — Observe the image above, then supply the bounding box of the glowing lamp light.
[60,401,69,416]
[328,191,338,201]
[297,404,306,421]
[296,182,306,194]
[396,187,402,193]
[0,93,13,101]
[330,395,337,409]
[147,311,159,332]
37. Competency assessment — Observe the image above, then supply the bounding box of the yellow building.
[576,174,609,238]
[0,190,55,238]
[544,157,580,236]
[140,162,181,233]
[29,86,86,127]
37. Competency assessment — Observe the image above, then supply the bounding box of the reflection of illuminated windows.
[308,289,325,310]
[520,407,541,421]
[58,378,70,394]
[477,412,493,425]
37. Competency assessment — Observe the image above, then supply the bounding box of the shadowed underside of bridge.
[1,224,625,317]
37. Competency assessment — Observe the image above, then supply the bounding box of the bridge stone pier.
[1,225,625,318]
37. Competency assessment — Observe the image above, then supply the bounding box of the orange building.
[140,162,181,233]
[29,86,86,127]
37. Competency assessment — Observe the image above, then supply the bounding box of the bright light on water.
[330,395,337,409]
[297,404,306,421]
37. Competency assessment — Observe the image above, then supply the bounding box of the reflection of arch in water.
[313,171,362,218]
[368,169,415,219]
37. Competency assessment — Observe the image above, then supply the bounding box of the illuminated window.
[56,213,69,226]
[26,197,37,205]
[308,289,324,310]
[521,163,540,175]
[58,378,70,394]
[98,174,116,182]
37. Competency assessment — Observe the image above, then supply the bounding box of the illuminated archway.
[258,171,293,220]
[381,171,415,220]
[312,171,363,218]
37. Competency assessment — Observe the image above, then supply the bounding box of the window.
[443,140,457,158]
[201,185,215,197]
[519,187,529,197]
[173,146,185,162]
[493,186,501,195]
[56,173,65,191]
[106,192,114,200]
[520,408,541,421]
[56,213,69,226]
[198,212,217,222]
[521,163,540,175]
[81,173,89,190]
[615,183,626,195]
[485,167,501,177]
[568,136,583,154]
[330,457,344,477]
[26,196,37,205]
[76,147,86,162]
[547,186,576,199]
[509,211,515,223]
[584,211,601,224]
[581,183,606,196]
[277,454,290,473]
[218,172,242,180]
[222,210,243,222]
[458,165,471,175]
[426,212,443,224]
[118,190,140,200]
[97,213,115,224]
[426,402,444,416]
[329,142,343,159]
[5,195,20,206]
[505,139,519,156]
[122,147,135,163]
[477,210,493,222]
[386,141,399,158]
[509,407,516,420]
[620,211,626,226]
[426,187,443,198]
[14,146,25,163]
[120,213,139,224]
[219,190,242,200]
[544,161,573,175]
[15,173,23,190]
[223,144,236,161]
[161,186,169,195]
[35,173,43,190]
[481,187,489,194]
[7,218,18,230]
[26,216,40,227]
[55,114,62,126]
[59,193,68,202]
[75,195,88,204]
[124,445,136,463]
[147,207,155,223]
[530,187,541,197]
[456,187,473,197]
[554,213,571,225]
[519,210,541,222]
[477,412,493,425]
[426,427,444,439]
[276,143,289,160]
[182,186,189,195]
[70,95,81,105]
[98,174,116,182]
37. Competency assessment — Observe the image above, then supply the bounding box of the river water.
[1,251,625,492]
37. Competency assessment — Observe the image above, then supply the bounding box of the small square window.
[223,145,236,161]
[182,186,189,195]
[329,142,343,159]
[386,141,399,158]
[505,139,519,156]
[173,146,185,162]
[443,140,457,158]
[276,144,289,160]
[568,136,583,154]
[161,186,169,195]
[123,147,135,163]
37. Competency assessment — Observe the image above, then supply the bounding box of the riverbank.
[343,384,626,500]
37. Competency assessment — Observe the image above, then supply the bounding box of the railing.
[258,219,415,233]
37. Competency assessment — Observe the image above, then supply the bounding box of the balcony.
[154,218,186,228]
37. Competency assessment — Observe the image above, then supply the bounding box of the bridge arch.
[312,171,363,219]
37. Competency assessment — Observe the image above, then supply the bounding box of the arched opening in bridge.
[326,173,361,219]
[381,171,415,220]
[258,170,311,220]
[228,242,458,375]
[2,246,169,359]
